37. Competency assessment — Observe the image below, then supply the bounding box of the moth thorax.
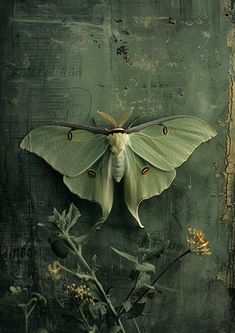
[107,132,129,155]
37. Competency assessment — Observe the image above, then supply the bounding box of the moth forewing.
[20,112,217,227]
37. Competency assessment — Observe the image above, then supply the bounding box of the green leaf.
[9,286,24,295]
[111,247,138,265]
[122,300,132,312]
[139,232,152,251]
[136,262,155,273]
[31,293,47,305]
[76,219,104,245]
[51,207,60,221]
[112,247,155,272]
[34,328,48,333]
[88,325,99,333]
[0,295,21,307]
[65,203,81,231]
[136,272,151,288]
[74,265,92,281]
[89,283,103,301]
[89,302,107,320]
[90,255,100,272]
[108,326,122,333]
[48,204,81,233]
[143,240,170,261]
[76,272,92,281]
[126,302,145,319]
[50,238,71,258]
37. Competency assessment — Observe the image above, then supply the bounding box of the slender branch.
[124,272,140,304]
[60,233,127,333]
[133,318,141,333]
[27,301,37,319]
[53,282,65,309]
[79,303,92,331]
[118,271,140,316]
[24,306,28,333]
[57,262,92,281]
[130,250,190,308]
[63,232,92,274]
[90,273,126,333]
[24,298,37,333]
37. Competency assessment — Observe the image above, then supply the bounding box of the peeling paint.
[185,20,194,26]
[50,37,64,45]
[202,31,210,41]
[223,28,234,224]
[130,55,153,71]
[133,16,154,28]
[224,27,235,288]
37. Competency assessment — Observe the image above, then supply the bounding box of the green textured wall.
[0,0,234,332]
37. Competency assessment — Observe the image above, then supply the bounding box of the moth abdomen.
[111,152,126,183]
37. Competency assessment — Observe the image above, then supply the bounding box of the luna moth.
[20,109,217,228]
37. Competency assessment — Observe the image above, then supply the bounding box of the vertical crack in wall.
[225,26,235,287]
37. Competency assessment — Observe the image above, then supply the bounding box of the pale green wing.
[124,146,176,228]
[128,117,217,171]
[20,126,108,177]
[64,150,113,220]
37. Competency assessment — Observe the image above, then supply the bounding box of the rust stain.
[223,29,234,223]
[224,26,235,288]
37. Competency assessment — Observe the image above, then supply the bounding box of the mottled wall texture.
[0,1,234,332]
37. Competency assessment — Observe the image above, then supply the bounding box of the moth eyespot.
[68,131,73,141]
[141,167,150,175]
[88,170,96,178]
[163,126,168,135]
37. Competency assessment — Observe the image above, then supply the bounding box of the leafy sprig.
[0,287,47,333]
[1,203,212,333]
[43,204,211,333]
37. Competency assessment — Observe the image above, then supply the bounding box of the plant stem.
[64,232,92,274]
[27,302,37,319]
[79,303,92,331]
[24,307,28,333]
[61,234,127,333]
[131,249,190,308]
[53,281,65,309]
[92,274,126,332]
[24,299,37,333]
[118,271,140,316]
[133,318,141,333]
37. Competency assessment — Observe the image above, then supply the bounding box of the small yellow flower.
[47,261,61,281]
[67,283,94,305]
[186,227,212,256]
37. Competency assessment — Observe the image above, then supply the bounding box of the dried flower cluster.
[67,284,95,305]
[187,227,212,255]
[47,262,61,281]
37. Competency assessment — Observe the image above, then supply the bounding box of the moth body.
[20,109,217,228]
[107,131,129,182]
[111,151,126,182]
